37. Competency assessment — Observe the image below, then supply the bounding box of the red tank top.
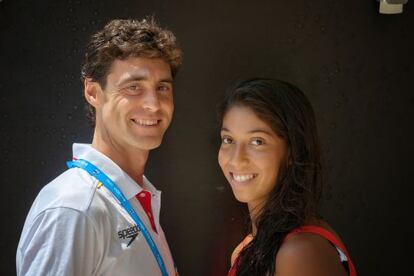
[228,225,357,276]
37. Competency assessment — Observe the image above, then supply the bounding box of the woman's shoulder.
[275,221,348,276]
[287,219,346,245]
[230,234,253,266]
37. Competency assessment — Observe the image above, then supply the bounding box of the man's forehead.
[107,57,172,84]
[113,57,171,71]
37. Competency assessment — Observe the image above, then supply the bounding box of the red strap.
[228,226,357,276]
[285,225,357,276]
[135,190,158,233]
[227,257,238,276]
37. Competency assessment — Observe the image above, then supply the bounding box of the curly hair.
[218,78,324,275]
[81,17,183,126]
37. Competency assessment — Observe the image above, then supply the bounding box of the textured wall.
[1,0,413,275]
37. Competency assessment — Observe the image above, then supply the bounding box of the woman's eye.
[251,138,264,146]
[222,137,233,144]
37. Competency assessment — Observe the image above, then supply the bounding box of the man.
[16,18,182,276]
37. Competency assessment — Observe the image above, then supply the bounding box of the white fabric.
[337,247,348,263]
[16,143,176,276]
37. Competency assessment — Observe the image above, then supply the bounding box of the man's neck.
[91,130,148,186]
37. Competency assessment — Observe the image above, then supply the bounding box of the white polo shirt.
[16,143,176,276]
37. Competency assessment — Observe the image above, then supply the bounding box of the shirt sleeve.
[16,207,99,276]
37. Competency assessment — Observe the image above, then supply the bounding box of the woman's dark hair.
[218,78,324,275]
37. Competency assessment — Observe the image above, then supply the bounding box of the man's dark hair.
[81,17,183,126]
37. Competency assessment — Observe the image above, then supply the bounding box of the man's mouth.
[131,119,160,126]
[230,172,258,183]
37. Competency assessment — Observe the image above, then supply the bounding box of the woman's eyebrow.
[247,129,273,135]
[220,127,273,136]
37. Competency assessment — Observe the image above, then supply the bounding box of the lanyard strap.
[67,159,169,276]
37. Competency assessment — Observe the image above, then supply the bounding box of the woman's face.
[218,105,287,210]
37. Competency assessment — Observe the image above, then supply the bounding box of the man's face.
[94,57,174,152]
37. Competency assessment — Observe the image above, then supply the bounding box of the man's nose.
[142,89,161,112]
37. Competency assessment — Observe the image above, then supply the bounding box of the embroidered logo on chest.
[118,225,140,247]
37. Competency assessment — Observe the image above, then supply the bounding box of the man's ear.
[84,78,102,108]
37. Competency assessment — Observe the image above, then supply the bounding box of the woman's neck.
[248,201,266,236]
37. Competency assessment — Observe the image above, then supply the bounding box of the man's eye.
[157,85,171,92]
[222,137,233,144]
[128,85,139,91]
[251,138,264,146]
[123,85,142,95]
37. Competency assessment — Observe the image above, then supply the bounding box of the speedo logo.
[118,225,140,247]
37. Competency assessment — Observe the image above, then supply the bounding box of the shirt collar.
[143,175,161,198]
[72,143,158,200]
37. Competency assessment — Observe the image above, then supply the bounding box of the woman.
[218,78,356,276]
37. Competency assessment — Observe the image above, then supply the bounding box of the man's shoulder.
[31,168,98,216]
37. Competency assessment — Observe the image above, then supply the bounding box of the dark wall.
[1,0,413,275]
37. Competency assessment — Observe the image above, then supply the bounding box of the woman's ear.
[84,78,101,108]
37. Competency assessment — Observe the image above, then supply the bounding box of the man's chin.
[132,137,163,151]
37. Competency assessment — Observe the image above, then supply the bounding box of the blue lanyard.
[67,159,169,276]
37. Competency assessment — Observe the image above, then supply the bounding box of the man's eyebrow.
[159,78,173,83]
[117,74,173,86]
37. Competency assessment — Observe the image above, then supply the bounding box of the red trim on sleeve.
[285,225,357,276]
[228,225,357,276]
